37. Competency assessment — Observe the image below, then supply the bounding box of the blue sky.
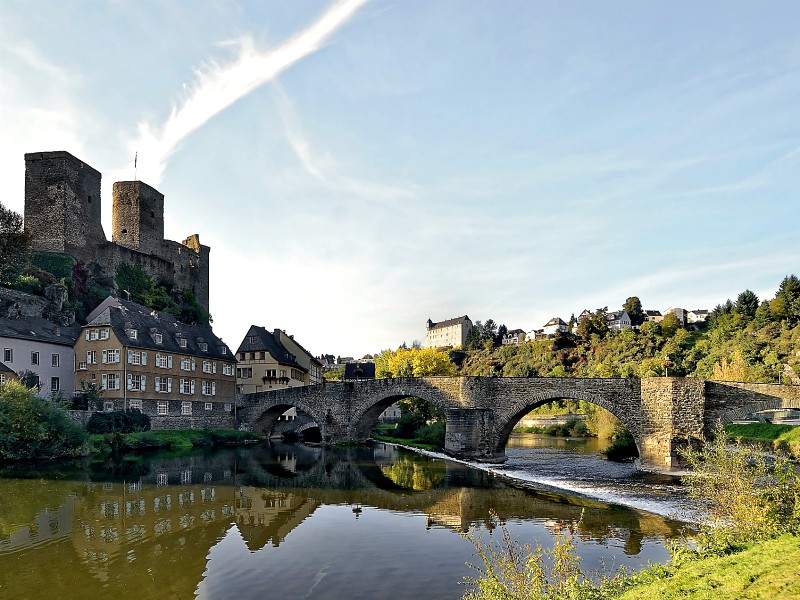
[1,1,799,357]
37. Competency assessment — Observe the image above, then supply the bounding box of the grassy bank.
[616,534,800,599]
[724,422,800,458]
[372,434,440,452]
[91,428,262,454]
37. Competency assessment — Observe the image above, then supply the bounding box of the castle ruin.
[23,151,210,311]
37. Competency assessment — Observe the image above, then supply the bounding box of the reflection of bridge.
[239,377,800,469]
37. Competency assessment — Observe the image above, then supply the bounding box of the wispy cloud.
[131,0,369,185]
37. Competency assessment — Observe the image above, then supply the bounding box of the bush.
[680,423,800,553]
[87,409,151,434]
[0,381,87,461]
[416,421,446,447]
[395,412,426,438]
[602,428,639,461]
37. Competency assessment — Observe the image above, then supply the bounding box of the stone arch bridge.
[237,377,800,470]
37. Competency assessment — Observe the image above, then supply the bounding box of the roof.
[427,315,472,330]
[607,310,629,321]
[0,361,14,373]
[506,329,526,335]
[236,325,306,371]
[543,317,567,327]
[0,315,82,347]
[344,362,376,380]
[85,297,233,361]
[689,309,709,314]
[644,310,662,316]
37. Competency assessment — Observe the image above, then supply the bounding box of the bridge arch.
[712,399,800,424]
[493,389,643,457]
[250,397,325,440]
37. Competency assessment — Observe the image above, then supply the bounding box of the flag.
[134,152,137,168]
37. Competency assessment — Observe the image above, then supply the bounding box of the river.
[0,434,690,599]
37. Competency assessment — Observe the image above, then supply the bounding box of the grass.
[372,434,440,451]
[724,422,800,458]
[616,534,800,599]
[90,428,262,454]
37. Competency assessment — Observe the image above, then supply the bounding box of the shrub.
[395,412,426,438]
[602,428,639,461]
[416,421,446,447]
[680,423,800,553]
[0,381,87,461]
[87,409,151,434]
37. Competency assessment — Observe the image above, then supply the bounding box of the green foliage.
[416,421,446,447]
[680,423,800,554]
[375,347,456,378]
[462,511,595,600]
[114,263,209,325]
[576,307,609,340]
[601,428,638,461]
[90,428,260,454]
[31,253,75,282]
[86,409,151,434]
[623,296,644,326]
[0,202,31,286]
[0,381,87,461]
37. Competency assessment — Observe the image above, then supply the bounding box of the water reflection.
[0,443,686,599]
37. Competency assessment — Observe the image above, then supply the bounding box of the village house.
[542,317,568,336]
[643,310,663,323]
[0,315,81,398]
[73,297,236,426]
[606,310,632,332]
[664,307,688,326]
[501,329,527,345]
[688,309,709,323]
[235,325,322,394]
[425,315,473,348]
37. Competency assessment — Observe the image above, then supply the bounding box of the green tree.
[576,307,609,339]
[623,296,644,326]
[0,203,31,285]
[735,289,759,319]
[660,313,681,337]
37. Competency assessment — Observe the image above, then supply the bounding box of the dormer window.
[221,347,227,355]
[199,342,208,352]
[128,329,138,340]
[179,338,187,349]
[154,332,163,344]
[248,336,258,344]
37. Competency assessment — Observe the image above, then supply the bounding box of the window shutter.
[155,376,160,389]
[85,330,90,340]
[212,362,216,374]
[87,351,92,363]
[212,382,216,396]
[128,350,133,364]
[190,380,195,394]
[101,374,107,390]
[168,356,173,368]
[127,374,133,390]
[191,359,196,372]
[168,378,172,392]
[142,352,147,366]
[141,375,146,392]
[102,350,107,364]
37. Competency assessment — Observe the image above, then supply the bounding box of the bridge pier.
[444,409,507,463]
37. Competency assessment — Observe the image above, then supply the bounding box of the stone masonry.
[23,151,211,311]
[238,376,800,471]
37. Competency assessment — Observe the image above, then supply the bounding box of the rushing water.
[0,435,689,599]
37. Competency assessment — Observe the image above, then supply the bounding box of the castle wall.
[24,151,106,260]
[112,181,165,256]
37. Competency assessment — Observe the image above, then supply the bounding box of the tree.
[623,296,644,326]
[735,289,759,319]
[0,202,31,285]
[660,313,681,337]
[17,370,40,391]
[576,308,609,340]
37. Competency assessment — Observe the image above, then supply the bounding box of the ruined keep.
[23,151,210,312]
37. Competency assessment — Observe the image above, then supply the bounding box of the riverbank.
[616,534,800,599]
[90,428,262,454]
[724,422,800,458]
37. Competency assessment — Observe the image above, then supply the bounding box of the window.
[201,381,216,396]
[265,369,276,378]
[30,351,39,365]
[50,377,59,392]
[155,354,172,369]
[51,353,60,368]
[157,401,168,415]
[249,352,256,360]
[202,360,216,374]
[237,367,251,378]
[179,338,187,348]
[179,379,195,395]
[3,348,11,363]
[102,373,118,391]
[102,349,120,364]
[199,342,208,352]
[222,363,234,376]
[87,350,97,365]
[221,347,227,355]
[155,376,171,393]
[180,357,191,371]
[0,374,5,385]
[204,402,213,411]
[99,328,110,340]
[239,352,245,361]
[127,329,138,340]
[127,350,147,365]
[127,374,146,391]
[78,361,87,371]
[154,332,163,344]
[224,403,232,412]
[104,401,114,412]
[128,399,142,411]
[259,352,265,360]
[88,329,99,341]
[182,401,192,415]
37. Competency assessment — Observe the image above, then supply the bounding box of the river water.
[0,434,690,599]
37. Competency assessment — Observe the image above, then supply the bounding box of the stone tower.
[112,181,165,256]
[24,151,107,259]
